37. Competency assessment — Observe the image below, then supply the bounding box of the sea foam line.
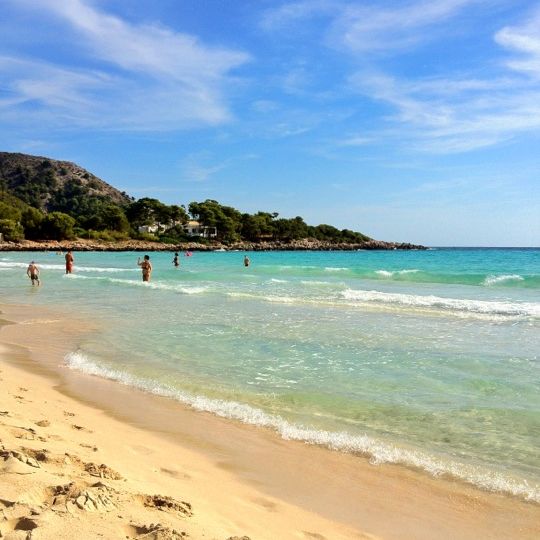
[483,274,525,286]
[375,269,420,277]
[64,350,540,503]
[324,267,349,272]
[0,261,137,273]
[68,274,208,294]
[341,288,540,318]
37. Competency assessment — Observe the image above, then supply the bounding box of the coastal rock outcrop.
[0,238,426,252]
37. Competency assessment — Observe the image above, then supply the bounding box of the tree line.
[1,183,370,244]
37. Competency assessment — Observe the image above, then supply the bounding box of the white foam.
[68,274,208,294]
[341,288,540,318]
[0,261,64,270]
[269,278,288,283]
[483,274,525,286]
[64,350,540,503]
[0,261,136,273]
[228,292,297,304]
[300,280,338,287]
[78,266,139,273]
[375,269,420,277]
[324,267,348,272]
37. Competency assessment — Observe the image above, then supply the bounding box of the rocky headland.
[0,238,426,252]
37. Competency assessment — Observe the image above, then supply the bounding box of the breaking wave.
[341,288,540,318]
[483,274,525,286]
[0,261,137,273]
[65,350,540,503]
[375,269,420,277]
[68,274,208,294]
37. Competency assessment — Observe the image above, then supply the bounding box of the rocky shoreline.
[0,238,426,252]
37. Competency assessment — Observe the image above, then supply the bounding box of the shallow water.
[1,248,539,501]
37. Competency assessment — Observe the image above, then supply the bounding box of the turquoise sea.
[1,248,539,501]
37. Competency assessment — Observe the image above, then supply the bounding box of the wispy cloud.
[180,152,258,182]
[337,134,374,146]
[262,0,479,52]
[330,0,478,52]
[495,6,540,78]
[260,0,336,30]
[2,0,250,131]
[349,68,540,152]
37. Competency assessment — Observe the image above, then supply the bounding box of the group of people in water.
[26,250,251,285]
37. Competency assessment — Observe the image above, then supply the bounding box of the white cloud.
[495,6,540,77]
[2,0,250,131]
[331,0,477,52]
[348,64,540,153]
[262,0,479,52]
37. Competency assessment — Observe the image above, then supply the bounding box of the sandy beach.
[1,302,539,540]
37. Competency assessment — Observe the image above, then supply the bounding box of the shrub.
[0,219,24,241]
[21,207,44,239]
[41,212,76,240]
[0,201,22,222]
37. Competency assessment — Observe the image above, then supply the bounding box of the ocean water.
[0,248,539,501]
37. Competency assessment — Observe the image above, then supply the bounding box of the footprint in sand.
[84,462,123,480]
[35,420,50,428]
[63,411,75,417]
[140,494,192,517]
[80,443,99,452]
[125,523,188,539]
[302,533,327,540]
[71,425,93,433]
[0,516,39,538]
[160,468,191,480]
[252,497,278,512]
[9,426,36,441]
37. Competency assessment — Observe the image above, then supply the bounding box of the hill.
[0,151,424,249]
[0,152,132,211]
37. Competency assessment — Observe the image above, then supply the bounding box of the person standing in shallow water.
[27,261,40,286]
[65,250,74,274]
[173,252,180,268]
[137,255,152,282]
[244,255,250,267]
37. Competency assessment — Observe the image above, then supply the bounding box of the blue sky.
[1,0,539,246]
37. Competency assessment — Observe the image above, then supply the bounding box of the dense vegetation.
[0,152,371,244]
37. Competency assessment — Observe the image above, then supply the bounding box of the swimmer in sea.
[137,255,152,282]
[65,250,74,274]
[27,261,40,286]
[244,255,250,267]
[173,252,180,267]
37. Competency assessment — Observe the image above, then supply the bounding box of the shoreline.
[0,238,426,252]
[1,302,539,539]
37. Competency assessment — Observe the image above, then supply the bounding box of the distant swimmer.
[65,250,74,274]
[173,252,180,267]
[244,255,250,267]
[137,255,152,282]
[185,251,193,257]
[27,261,40,286]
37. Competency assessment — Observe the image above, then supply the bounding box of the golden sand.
[0,303,538,539]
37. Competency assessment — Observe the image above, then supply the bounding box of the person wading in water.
[65,250,74,274]
[137,255,153,282]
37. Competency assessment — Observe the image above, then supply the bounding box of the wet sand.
[1,303,538,539]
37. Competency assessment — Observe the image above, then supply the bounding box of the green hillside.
[0,151,372,245]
